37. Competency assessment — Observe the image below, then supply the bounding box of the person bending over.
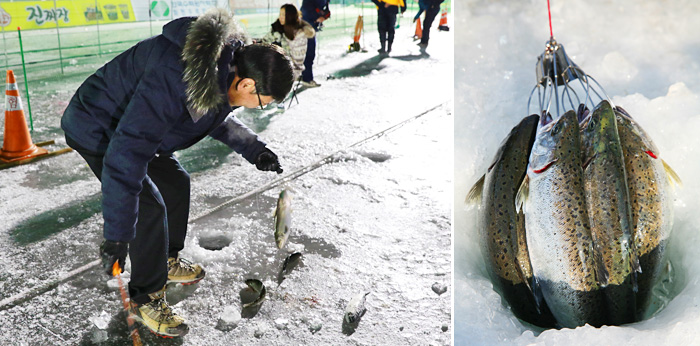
[61,8,294,338]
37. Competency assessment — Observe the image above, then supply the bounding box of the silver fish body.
[274,189,293,249]
[467,114,556,327]
[517,110,606,328]
[579,100,638,324]
[615,107,680,319]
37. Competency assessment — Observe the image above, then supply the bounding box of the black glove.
[100,240,128,276]
[255,148,283,174]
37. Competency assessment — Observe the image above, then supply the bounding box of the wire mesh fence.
[0,0,449,136]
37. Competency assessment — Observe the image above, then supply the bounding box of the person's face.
[228,76,274,109]
[279,8,286,25]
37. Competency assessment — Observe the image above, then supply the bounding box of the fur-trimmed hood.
[300,19,316,38]
[163,8,246,120]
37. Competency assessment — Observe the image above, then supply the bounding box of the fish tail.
[466,175,485,205]
[662,159,682,187]
[515,175,530,212]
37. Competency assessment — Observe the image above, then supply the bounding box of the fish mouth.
[577,104,590,123]
[537,112,556,134]
[615,105,632,118]
[540,112,553,126]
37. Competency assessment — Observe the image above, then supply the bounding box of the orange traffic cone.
[353,15,363,43]
[413,17,422,40]
[348,15,363,52]
[438,9,450,31]
[0,70,47,163]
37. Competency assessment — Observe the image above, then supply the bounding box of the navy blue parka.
[301,0,331,25]
[61,10,268,243]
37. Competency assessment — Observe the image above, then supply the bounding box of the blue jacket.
[301,0,330,25]
[61,9,268,243]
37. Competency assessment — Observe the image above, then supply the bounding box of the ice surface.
[0,11,453,345]
[455,0,700,345]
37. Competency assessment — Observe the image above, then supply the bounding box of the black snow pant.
[302,22,320,83]
[377,6,398,51]
[421,5,440,45]
[65,135,190,305]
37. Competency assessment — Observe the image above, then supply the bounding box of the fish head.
[580,100,616,158]
[614,106,660,156]
[486,114,540,173]
[277,189,293,209]
[529,110,579,172]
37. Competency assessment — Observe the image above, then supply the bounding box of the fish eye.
[551,123,561,135]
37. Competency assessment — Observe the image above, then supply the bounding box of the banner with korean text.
[0,0,135,31]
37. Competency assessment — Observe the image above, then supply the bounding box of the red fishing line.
[547,0,554,38]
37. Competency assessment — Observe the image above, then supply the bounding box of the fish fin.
[515,259,537,313]
[582,153,597,171]
[515,175,530,213]
[530,276,545,313]
[661,159,682,187]
[628,243,641,293]
[466,175,485,205]
[592,246,609,287]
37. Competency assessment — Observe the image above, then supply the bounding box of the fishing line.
[0,100,449,311]
[547,0,554,38]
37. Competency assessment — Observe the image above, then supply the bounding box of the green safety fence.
[0,0,449,134]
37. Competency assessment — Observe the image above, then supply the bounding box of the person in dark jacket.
[60,8,294,338]
[371,0,406,55]
[418,0,444,52]
[300,0,330,87]
[414,0,427,22]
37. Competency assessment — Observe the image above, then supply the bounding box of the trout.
[615,106,681,320]
[467,114,556,328]
[516,110,606,328]
[274,189,293,249]
[579,100,639,325]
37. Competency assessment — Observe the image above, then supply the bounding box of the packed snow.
[455,0,700,345]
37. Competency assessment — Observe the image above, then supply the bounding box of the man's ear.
[238,77,257,91]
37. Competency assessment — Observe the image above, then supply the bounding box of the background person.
[418,0,445,52]
[300,0,331,87]
[61,8,294,338]
[371,0,406,55]
[262,3,316,80]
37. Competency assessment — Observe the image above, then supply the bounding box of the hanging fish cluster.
[467,38,681,329]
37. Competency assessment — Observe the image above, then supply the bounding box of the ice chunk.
[274,318,289,330]
[215,305,241,332]
[91,330,108,343]
[254,323,268,338]
[89,310,110,330]
[308,319,322,334]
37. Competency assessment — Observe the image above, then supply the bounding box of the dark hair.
[271,4,302,40]
[233,44,294,102]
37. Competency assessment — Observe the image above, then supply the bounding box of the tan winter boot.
[129,289,189,338]
[167,257,205,285]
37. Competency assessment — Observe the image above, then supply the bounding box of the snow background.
[454,0,700,345]
[0,12,454,346]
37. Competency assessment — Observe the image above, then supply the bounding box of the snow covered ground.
[455,1,700,345]
[0,15,453,345]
